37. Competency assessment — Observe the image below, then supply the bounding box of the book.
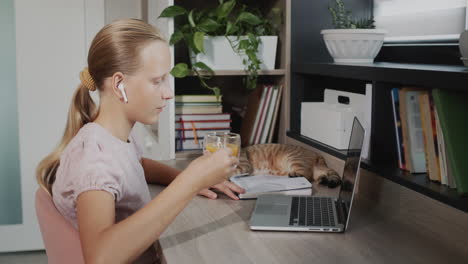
[267,85,283,143]
[391,88,407,171]
[230,174,312,199]
[253,85,273,144]
[419,92,441,182]
[240,85,265,146]
[175,105,223,114]
[175,128,231,139]
[175,94,222,103]
[400,88,427,173]
[432,88,468,194]
[175,113,230,121]
[248,85,269,145]
[435,109,451,187]
[175,120,231,129]
[175,138,203,151]
[260,85,279,144]
[175,102,221,107]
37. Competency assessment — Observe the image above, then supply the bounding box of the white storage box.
[300,85,372,158]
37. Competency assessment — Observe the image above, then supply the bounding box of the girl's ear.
[111,72,126,102]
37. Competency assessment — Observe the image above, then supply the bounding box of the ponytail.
[36,19,166,195]
[36,83,97,194]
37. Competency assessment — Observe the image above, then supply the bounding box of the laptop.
[249,117,365,232]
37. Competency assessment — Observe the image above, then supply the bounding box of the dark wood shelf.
[292,62,468,92]
[286,131,347,159]
[287,131,468,213]
[361,160,468,213]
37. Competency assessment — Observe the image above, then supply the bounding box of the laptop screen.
[337,117,365,229]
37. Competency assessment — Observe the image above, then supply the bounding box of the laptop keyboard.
[289,197,336,227]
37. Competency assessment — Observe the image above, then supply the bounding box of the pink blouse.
[52,122,159,263]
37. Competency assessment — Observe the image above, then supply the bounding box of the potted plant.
[159,0,281,96]
[321,0,386,63]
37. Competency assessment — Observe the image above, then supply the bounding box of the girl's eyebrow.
[151,73,167,81]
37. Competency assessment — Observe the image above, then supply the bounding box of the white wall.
[0,0,103,252]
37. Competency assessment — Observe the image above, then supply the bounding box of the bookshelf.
[287,0,468,213]
[165,0,290,154]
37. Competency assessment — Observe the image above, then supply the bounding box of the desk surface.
[149,181,468,264]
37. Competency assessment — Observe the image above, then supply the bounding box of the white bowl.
[321,29,386,63]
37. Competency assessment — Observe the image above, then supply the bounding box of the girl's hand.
[179,149,238,192]
[198,181,246,200]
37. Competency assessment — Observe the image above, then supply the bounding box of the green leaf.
[193,31,205,53]
[193,62,214,75]
[197,19,220,33]
[217,0,236,19]
[237,12,261,25]
[226,21,233,35]
[211,87,221,98]
[188,9,196,28]
[169,30,184,45]
[158,5,187,18]
[170,63,190,78]
[238,39,249,50]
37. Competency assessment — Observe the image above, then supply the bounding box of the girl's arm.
[141,157,181,185]
[77,175,197,264]
[141,157,246,200]
[77,150,236,264]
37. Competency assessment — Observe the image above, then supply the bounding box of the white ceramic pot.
[459,30,468,66]
[321,29,386,63]
[190,36,278,70]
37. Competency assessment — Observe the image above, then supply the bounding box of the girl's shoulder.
[62,122,105,159]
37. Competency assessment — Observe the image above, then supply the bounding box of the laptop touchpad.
[256,204,289,215]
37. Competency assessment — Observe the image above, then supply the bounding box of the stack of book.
[240,84,283,146]
[175,94,231,151]
[391,87,468,194]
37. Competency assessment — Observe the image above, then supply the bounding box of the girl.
[36,19,245,264]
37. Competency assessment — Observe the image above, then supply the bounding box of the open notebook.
[230,174,312,199]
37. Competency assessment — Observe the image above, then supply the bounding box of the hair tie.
[79,67,97,91]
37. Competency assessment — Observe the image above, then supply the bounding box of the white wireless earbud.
[118,83,128,103]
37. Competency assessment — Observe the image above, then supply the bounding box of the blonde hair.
[36,19,166,194]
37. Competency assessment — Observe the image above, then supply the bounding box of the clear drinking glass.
[203,132,241,166]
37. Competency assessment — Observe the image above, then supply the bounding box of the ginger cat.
[236,144,342,188]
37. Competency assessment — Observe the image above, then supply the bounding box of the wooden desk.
[149,181,468,263]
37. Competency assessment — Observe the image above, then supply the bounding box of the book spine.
[391,88,407,171]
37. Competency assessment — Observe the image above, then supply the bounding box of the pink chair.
[35,188,85,264]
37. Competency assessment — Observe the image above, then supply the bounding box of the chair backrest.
[35,188,85,264]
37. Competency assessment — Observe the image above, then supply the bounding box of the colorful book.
[435,109,450,187]
[391,88,407,171]
[419,91,441,182]
[248,85,269,145]
[267,85,284,143]
[399,88,414,172]
[175,94,222,103]
[175,102,222,107]
[253,85,273,144]
[175,105,223,114]
[175,128,230,139]
[240,85,265,146]
[400,88,427,173]
[175,120,231,129]
[175,113,230,121]
[260,85,279,144]
[175,138,203,151]
[432,89,468,194]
